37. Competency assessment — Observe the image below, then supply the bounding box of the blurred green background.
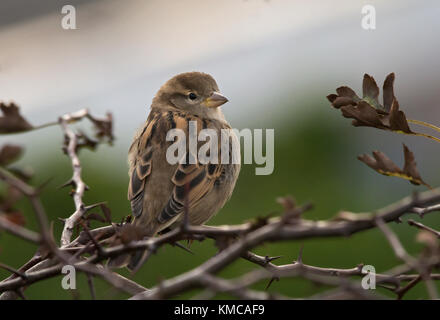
[1,0,440,299]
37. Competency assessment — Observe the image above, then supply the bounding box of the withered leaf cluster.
[328,73,434,189]
[65,113,114,153]
[0,102,33,134]
[327,73,414,134]
[358,144,430,188]
[89,112,114,142]
[62,122,114,156]
[83,203,112,226]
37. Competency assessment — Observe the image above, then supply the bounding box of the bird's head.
[152,72,229,118]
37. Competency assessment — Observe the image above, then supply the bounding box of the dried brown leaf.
[336,86,361,101]
[358,144,430,188]
[362,74,380,106]
[276,196,296,212]
[326,94,338,103]
[89,112,114,142]
[2,211,26,226]
[100,203,112,223]
[388,99,412,133]
[85,213,106,223]
[331,97,356,109]
[340,101,386,129]
[0,144,23,166]
[327,73,433,139]
[382,72,395,111]
[0,102,33,134]
[402,144,424,185]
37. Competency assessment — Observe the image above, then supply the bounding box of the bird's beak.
[203,92,229,108]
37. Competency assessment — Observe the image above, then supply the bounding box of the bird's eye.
[188,93,197,100]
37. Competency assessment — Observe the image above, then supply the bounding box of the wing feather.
[127,116,157,218]
[158,160,223,224]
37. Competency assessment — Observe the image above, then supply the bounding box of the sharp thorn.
[296,244,304,264]
[58,179,74,189]
[173,241,194,255]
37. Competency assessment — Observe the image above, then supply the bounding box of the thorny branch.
[59,109,93,247]
[1,180,439,298]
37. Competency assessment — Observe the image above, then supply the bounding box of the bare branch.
[376,218,439,300]
[59,110,89,247]
[408,219,440,238]
[410,204,440,217]
[0,215,41,244]
[0,167,52,247]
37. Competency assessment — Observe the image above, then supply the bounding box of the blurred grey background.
[1,0,440,169]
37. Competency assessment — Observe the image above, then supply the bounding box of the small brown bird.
[112,72,241,269]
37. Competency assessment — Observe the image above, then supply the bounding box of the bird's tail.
[106,249,147,270]
[127,250,145,271]
[107,253,131,269]
[107,246,149,270]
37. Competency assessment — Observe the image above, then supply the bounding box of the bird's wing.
[127,113,158,218]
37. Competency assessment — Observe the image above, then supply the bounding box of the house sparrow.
[111,72,240,269]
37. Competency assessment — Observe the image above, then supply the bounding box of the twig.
[0,167,53,247]
[395,275,421,300]
[407,219,440,238]
[59,111,89,247]
[376,218,439,300]
[410,204,440,217]
[0,215,41,244]
[0,262,28,280]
